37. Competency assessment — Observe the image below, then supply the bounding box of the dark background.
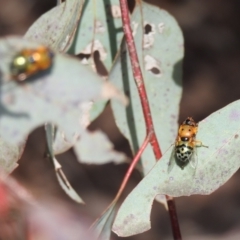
[1,0,240,239]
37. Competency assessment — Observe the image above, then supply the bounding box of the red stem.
[119,0,162,160]
[115,133,151,200]
[90,134,150,229]
[119,1,182,239]
[166,196,182,240]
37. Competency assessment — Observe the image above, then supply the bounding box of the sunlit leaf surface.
[70,0,123,72]
[90,203,117,240]
[45,124,84,203]
[113,100,240,236]
[110,2,184,175]
[0,138,25,173]
[74,131,126,164]
[25,0,84,52]
[72,0,124,128]
[0,37,126,165]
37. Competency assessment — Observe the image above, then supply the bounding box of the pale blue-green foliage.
[0,37,125,168]
[24,0,127,163]
[45,124,84,203]
[0,138,24,173]
[113,100,240,237]
[74,130,126,164]
[71,0,124,122]
[91,3,183,239]
[25,0,84,52]
[110,2,183,175]
[90,203,116,240]
[69,0,123,71]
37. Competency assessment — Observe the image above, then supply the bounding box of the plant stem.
[119,1,182,239]
[119,0,161,159]
[90,134,150,229]
[166,196,182,240]
[115,133,151,200]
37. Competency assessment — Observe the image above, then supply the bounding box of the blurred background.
[1,0,240,239]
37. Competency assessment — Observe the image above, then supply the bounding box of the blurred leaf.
[109,2,184,175]
[0,138,25,174]
[53,128,79,155]
[70,0,124,125]
[45,123,56,158]
[53,101,93,155]
[90,203,117,240]
[54,157,85,204]
[74,130,127,164]
[0,37,126,166]
[113,100,240,236]
[70,0,123,72]
[25,0,84,52]
[45,124,84,204]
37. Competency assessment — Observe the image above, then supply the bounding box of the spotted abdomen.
[175,143,193,162]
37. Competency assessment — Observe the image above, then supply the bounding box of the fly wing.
[189,148,198,169]
[167,145,176,173]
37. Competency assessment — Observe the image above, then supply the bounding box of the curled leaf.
[0,37,125,146]
[71,0,123,72]
[25,0,84,52]
[110,2,184,175]
[45,124,84,204]
[0,138,25,174]
[74,131,127,164]
[90,203,117,240]
[113,100,240,236]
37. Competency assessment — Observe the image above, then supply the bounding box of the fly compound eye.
[10,55,28,76]
[181,137,189,141]
[10,46,54,81]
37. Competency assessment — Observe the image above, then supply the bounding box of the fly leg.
[193,140,208,148]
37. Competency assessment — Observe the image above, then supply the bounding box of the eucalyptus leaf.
[52,101,92,155]
[0,138,25,174]
[54,157,85,204]
[0,37,126,160]
[45,123,84,204]
[25,0,84,52]
[53,129,79,155]
[109,2,184,175]
[45,123,56,158]
[71,0,124,124]
[90,203,117,240]
[113,100,240,236]
[74,130,126,164]
[70,0,123,72]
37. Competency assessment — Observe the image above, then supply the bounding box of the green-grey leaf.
[110,2,183,175]
[70,0,123,72]
[0,138,25,174]
[0,37,127,165]
[113,100,240,236]
[45,123,56,158]
[53,156,85,204]
[69,0,124,123]
[90,203,117,240]
[0,37,125,148]
[25,0,84,52]
[89,99,108,122]
[51,125,127,164]
[74,131,126,164]
[45,123,84,204]
[53,128,79,155]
